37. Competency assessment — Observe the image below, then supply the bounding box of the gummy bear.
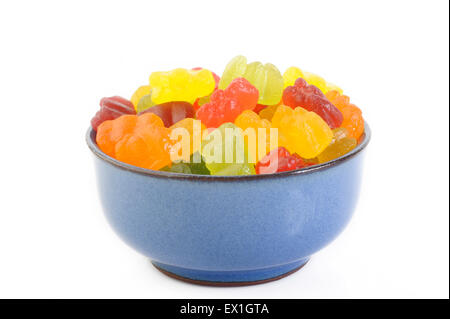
[234,110,274,162]
[91,96,136,131]
[283,67,343,94]
[317,127,357,163]
[201,123,255,176]
[196,77,259,128]
[138,101,194,127]
[325,90,364,140]
[136,94,156,113]
[235,110,271,131]
[303,71,343,94]
[283,67,305,88]
[131,85,152,109]
[302,72,328,93]
[96,113,172,170]
[161,152,210,175]
[258,104,279,121]
[192,67,220,111]
[219,55,283,105]
[271,105,333,159]
[255,147,311,174]
[192,67,220,86]
[149,68,215,104]
[169,118,206,162]
[324,82,343,94]
[283,78,343,129]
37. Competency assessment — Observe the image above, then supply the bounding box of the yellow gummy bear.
[271,105,333,159]
[149,68,215,105]
[317,127,357,163]
[283,68,343,94]
[283,67,305,88]
[219,55,284,105]
[131,85,152,110]
[234,110,275,162]
[302,72,328,93]
[324,82,343,94]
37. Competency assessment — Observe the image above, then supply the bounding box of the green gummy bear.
[201,123,256,176]
[136,94,156,113]
[219,55,284,105]
[161,153,210,175]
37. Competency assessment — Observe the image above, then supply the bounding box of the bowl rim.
[86,121,371,181]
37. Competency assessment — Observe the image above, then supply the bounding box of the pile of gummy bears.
[91,56,364,176]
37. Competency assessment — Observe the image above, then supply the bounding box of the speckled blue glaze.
[86,124,370,284]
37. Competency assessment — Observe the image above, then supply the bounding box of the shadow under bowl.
[86,123,371,286]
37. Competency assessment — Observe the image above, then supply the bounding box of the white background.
[0,0,448,299]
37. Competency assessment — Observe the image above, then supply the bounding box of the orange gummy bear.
[325,90,364,140]
[235,110,272,131]
[96,113,172,170]
[235,110,276,162]
[258,104,279,121]
[169,118,206,162]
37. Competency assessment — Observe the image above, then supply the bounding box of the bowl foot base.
[151,258,309,287]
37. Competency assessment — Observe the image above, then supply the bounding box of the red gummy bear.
[91,96,136,131]
[138,101,194,127]
[196,77,259,128]
[255,147,312,174]
[282,78,343,129]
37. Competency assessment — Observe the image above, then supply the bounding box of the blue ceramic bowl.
[86,123,370,286]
